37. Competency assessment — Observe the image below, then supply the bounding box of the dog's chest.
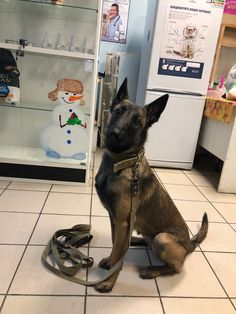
[95,158,117,213]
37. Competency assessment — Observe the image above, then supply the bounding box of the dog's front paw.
[95,280,114,293]
[98,256,111,270]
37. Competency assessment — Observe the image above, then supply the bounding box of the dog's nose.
[108,127,122,140]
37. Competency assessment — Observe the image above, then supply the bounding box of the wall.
[99,0,148,101]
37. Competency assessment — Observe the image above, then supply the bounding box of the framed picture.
[101,0,130,44]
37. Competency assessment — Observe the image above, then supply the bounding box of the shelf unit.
[210,14,236,81]
[0,0,101,184]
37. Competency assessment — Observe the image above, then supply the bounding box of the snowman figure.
[40,79,88,160]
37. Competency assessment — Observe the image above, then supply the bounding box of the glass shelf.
[1,0,98,12]
[0,144,88,168]
[0,42,95,60]
[0,101,53,112]
[0,0,97,53]
[17,0,98,12]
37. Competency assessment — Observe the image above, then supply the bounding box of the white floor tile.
[206,252,236,297]
[51,184,92,194]
[0,296,4,307]
[1,151,236,313]
[0,190,48,213]
[1,296,84,314]
[43,192,91,215]
[212,203,236,223]
[154,168,183,174]
[155,252,226,297]
[30,214,90,245]
[164,184,207,201]
[9,246,86,295]
[0,180,10,189]
[87,248,158,296]
[91,195,108,216]
[0,212,38,244]
[198,187,236,203]
[90,216,112,248]
[174,200,224,222]
[8,181,51,191]
[157,172,193,185]
[0,245,25,293]
[86,296,163,314]
[162,298,235,314]
[188,222,236,252]
[185,173,219,188]
[93,167,99,179]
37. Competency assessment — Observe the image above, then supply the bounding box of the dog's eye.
[133,116,141,126]
[114,108,122,115]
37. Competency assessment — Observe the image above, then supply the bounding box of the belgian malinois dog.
[95,78,208,293]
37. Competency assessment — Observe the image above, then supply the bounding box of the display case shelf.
[18,0,98,11]
[0,42,95,60]
[0,0,101,184]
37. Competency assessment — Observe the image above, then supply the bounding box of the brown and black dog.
[95,78,208,293]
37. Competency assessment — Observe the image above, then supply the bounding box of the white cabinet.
[0,0,101,184]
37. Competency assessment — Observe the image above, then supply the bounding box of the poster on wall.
[224,0,236,14]
[157,0,223,79]
[101,0,130,44]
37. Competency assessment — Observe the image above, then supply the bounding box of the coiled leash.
[41,149,144,286]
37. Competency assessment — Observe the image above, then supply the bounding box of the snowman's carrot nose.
[68,95,83,101]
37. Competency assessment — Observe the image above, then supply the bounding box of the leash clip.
[131,176,139,196]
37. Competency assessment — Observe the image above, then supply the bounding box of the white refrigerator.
[136,0,224,169]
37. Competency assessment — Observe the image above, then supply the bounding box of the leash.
[41,150,144,286]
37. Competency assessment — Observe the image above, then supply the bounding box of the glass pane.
[0,50,23,160]
[0,0,97,54]
[20,53,94,167]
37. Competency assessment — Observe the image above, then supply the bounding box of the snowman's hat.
[48,79,84,101]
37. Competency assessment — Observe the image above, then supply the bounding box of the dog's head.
[105,78,169,153]
[183,25,198,39]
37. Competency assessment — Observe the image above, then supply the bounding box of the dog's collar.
[107,148,145,173]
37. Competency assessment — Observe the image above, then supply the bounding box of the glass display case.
[0,0,101,184]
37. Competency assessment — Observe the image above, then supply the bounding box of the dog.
[181,24,198,59]
[95,78,208,293]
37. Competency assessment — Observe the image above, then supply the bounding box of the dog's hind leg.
[140,232,188,279]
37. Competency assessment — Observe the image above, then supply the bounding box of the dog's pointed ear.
[111,78,129,111]
[145,94,169,127]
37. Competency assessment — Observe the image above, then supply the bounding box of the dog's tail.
[188,213,208,252]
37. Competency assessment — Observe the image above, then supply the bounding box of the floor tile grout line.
[1,242,236,254]
[2,293,234,299]
[146,248,166,314]
[6,189,92,195]
[210,202,236,234]
[84,151,97,314]
[199,246,236,311]
[186,176,236,234]
[0,185,53,313]
[1,242,236,255]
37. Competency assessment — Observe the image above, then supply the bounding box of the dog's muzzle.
[107,127,124,141]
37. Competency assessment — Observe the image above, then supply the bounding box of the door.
[144,91,205,165]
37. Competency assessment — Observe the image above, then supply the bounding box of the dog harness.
[41,149,144,286]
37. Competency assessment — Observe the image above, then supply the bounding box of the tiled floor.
[0,150,236,314]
